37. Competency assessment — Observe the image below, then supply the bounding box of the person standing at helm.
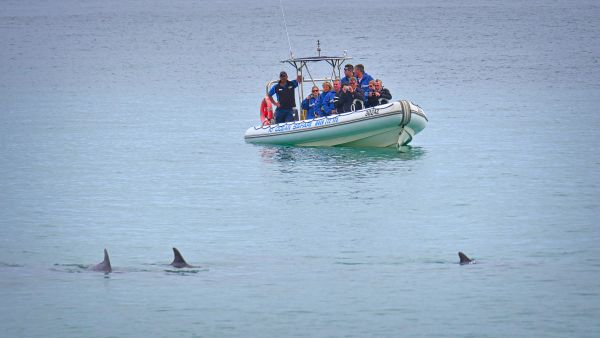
[268,71,302,123]
[354,64,374,98]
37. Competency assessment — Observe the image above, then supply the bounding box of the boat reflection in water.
[258,145,427,177]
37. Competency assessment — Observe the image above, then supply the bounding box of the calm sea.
[1,0,599,337]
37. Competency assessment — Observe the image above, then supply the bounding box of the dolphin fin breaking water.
[170,247,194,268]
[458,252,474,265]
[90,248,112,273]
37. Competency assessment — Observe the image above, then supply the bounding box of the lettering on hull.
[268,116,339,133]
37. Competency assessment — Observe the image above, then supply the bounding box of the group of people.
[268,64,392,123]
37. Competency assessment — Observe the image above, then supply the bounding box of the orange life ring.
[260,97,273,125]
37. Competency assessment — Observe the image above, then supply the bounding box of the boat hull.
[244,100,427,148]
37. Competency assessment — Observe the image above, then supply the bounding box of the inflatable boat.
[244,45,427,149]
[245,100,427,148]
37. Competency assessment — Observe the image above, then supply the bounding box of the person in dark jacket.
[335,77,366,113]
[367,79,392,107]
[268,71,302,123]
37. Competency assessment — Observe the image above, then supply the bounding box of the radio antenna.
[279,0,294,59]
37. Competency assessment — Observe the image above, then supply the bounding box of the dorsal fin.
[171,247,190,268]
[90,248,112,273]
[458,251,473,264]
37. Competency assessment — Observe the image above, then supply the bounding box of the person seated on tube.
[336,77,366,113]
[365,80,377,107]
[368,79,392,106]
[317,81,336,117]
[301,86,320,120]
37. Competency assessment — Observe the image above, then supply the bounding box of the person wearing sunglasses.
[340,64,354,86]
[301,86,320,120]
[268,71,303,123]
[367,79,392,107]
[337,77,366,113]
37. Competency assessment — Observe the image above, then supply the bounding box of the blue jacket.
[301,95,320,119]
[357,73,374,98]
[318,90,337,116]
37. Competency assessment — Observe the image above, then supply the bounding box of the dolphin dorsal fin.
[102,248,112,272]
[103,248,110,263]
[458,251,473,264]
[172,247,188,266]
[90,248,112,273]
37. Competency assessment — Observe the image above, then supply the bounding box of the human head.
[311,86,319,96]
[355,64,365,77]
[368,79,376,90]
[375,79,382,90]
[279,71,288,82]
[333,79,341,91]
[344,64,354,78]
[322,81,332,92]
[349,77,358,89]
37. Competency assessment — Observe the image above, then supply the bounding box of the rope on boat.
[397,100,414,150]
[400,100,412,127]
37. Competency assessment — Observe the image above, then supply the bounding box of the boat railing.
[264,77,338,97]
[351,99,365,112]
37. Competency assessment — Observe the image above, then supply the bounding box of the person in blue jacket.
[340,64,354,85]
[317,81,336,117]
[269,71,302,123]
[354,64,374,98]
[301,86,320,119]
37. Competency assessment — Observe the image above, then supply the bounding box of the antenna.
[279,0,294,59]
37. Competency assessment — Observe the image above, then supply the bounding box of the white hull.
[244,100,427,148]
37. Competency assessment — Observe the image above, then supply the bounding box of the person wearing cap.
[268,71,302,123]
[354,64,374,98]
[340,64,354,86]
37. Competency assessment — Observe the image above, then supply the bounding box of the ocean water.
[1,0,600,337]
